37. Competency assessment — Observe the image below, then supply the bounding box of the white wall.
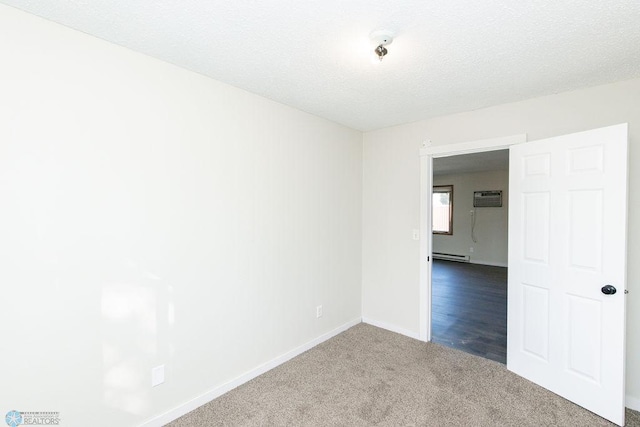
[433,170,509,266]
[362,77,640,406]
[0,6,362,426]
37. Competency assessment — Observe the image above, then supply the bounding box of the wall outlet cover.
[152,365,165,387]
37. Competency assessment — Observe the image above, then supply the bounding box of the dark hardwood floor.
[431,259,507,364]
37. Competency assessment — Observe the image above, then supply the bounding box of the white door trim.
[418,134,527,341]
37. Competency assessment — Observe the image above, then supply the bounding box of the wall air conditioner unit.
[473,190,502,207]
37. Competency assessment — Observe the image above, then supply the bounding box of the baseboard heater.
[432,252,470,263]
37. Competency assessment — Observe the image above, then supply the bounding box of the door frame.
[418,134,527,342]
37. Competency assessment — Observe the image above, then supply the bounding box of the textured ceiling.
[3,1,640,131]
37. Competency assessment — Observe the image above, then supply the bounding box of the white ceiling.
[3,1,640,131]
[433,150,509,176]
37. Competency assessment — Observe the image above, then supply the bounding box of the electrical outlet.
[316,305,323,318]
[152,365,165,387]
[412,229,420,240]
[470,247,474,253]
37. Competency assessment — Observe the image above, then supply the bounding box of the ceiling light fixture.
[370,30,394,63]
[374,45,388,61]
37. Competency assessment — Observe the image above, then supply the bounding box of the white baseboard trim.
[139,317,361,427]
[627,394,640,411]
[470,260,508,268]
[362,317,420,341]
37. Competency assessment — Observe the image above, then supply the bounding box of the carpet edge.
[627,394,640,411]
[362,317,421,341]
[138,317,362,427]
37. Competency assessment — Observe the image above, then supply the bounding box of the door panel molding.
[508,123,628,425]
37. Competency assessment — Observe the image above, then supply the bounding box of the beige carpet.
[169,323,640,426]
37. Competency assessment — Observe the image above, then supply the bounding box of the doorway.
[418,133,525,343]
[431,151,509,363]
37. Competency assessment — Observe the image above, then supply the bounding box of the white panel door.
[508,124,628,425]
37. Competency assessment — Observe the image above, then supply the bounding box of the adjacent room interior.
[431,151,509,364]
[2,2,640,427]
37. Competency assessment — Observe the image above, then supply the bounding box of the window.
[433,185,453,235]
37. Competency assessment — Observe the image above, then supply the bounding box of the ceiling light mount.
[370,30,394,62]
